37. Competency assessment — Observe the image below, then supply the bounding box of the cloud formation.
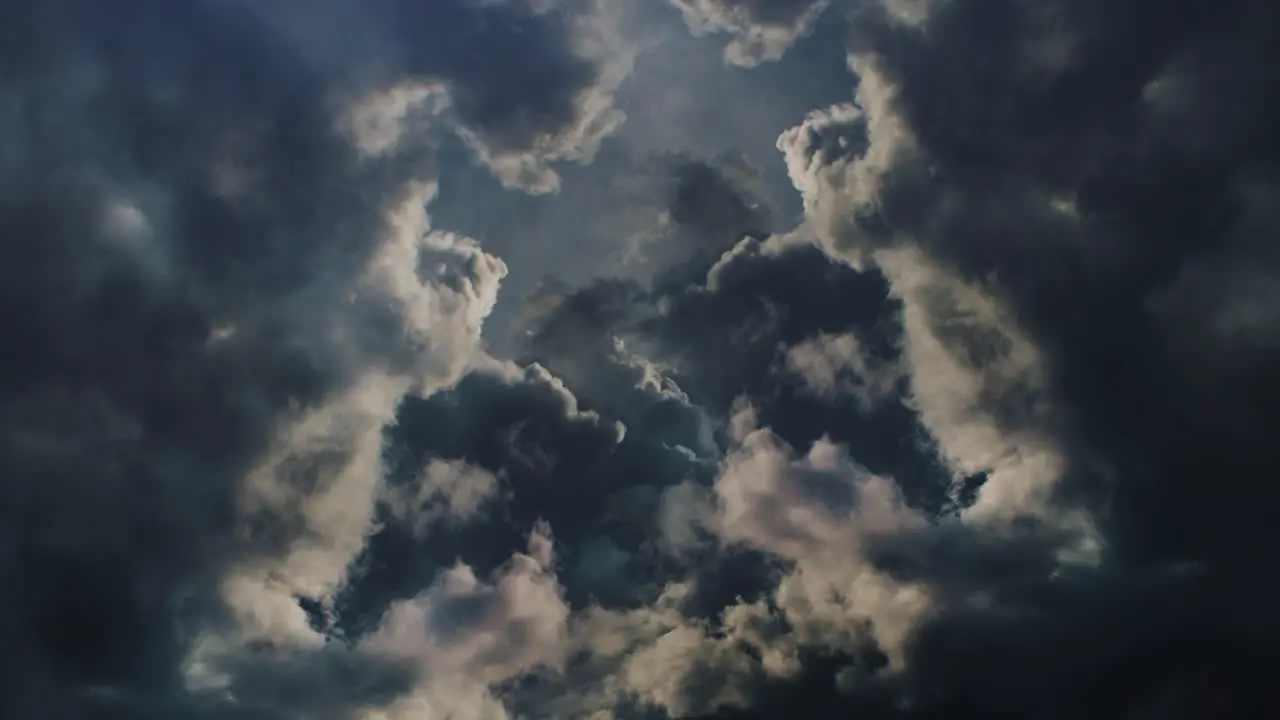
[4,0,1279,718]
[0,0,616,717]
[670,0,833,66]
[770,0,1280,714]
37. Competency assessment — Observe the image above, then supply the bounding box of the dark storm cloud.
[415,0,1280,714]
[763,0,1280,715]
[319,155,950,717]
[249,0,632,192]
[515,159,941,502]
[368,0,632,192]
[9,0,1279,716]
[0,0,626,717]
[342,363,642,619]
[402,0,1280,712]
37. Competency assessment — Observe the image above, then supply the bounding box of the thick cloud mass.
[3,0,1279,718]
[773,0,1280,715]
[0,0,606,717]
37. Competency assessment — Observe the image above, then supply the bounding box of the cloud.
[300,152,945,717]
[783,331,903,409]
[358,524,571,720]
[380,458,502,537]
[0,0,625,716]
[245,0,634,194]
[710,403,931,667]
[765,0,1280,713]
[8,0,1280,717]
[670,0,834,66]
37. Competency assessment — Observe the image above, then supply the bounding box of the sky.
[1,0,1278,718]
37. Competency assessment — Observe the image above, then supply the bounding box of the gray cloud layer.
[3,0,1278,718]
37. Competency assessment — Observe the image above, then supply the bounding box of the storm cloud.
[0,0,617,716]
[2,0,1278,718]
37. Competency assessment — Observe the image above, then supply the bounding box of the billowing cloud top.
[2,0,1278,718]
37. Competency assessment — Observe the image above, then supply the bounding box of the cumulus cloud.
[360,524,570,720]
[710,404,931,665]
